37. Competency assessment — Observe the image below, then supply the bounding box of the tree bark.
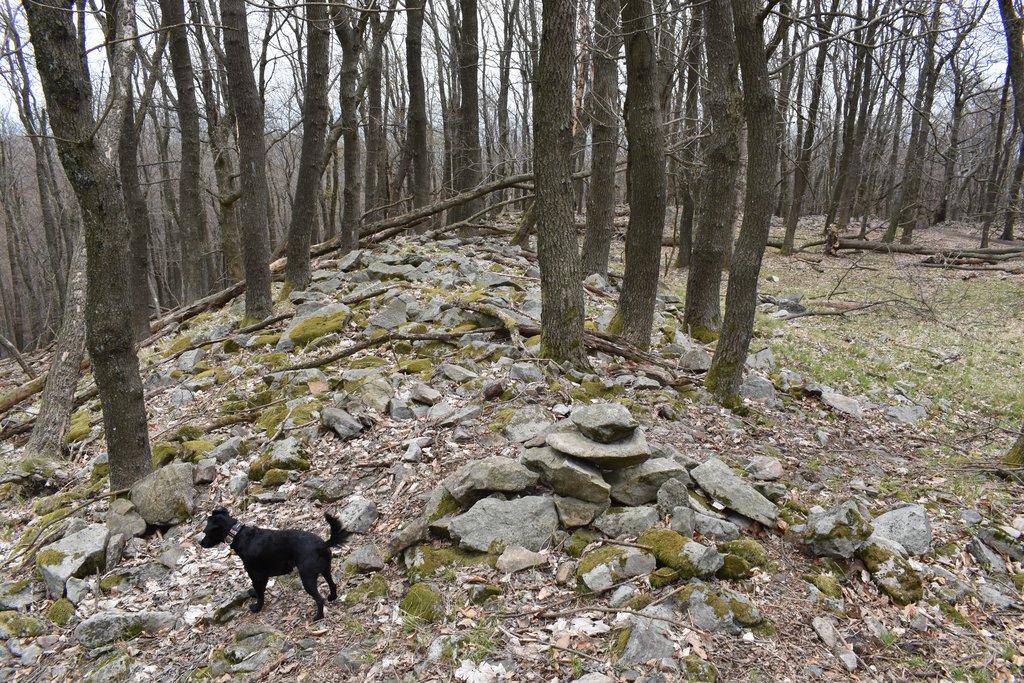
[673,5,702,270]
[285,0,331,290]
[23,0,153,489]
[406,0,431,211]
[580,0,621,278]
[534,0,587,367]
[705,0,778,403]
[22,231,87,462]
[220,0,273,320]
[683,0,740,342]
[612,0,666,350]
[448,0,484,225]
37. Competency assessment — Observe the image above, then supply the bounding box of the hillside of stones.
[1,232,1022,682]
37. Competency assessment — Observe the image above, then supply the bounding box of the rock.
[576,546,657,593]
[593,506,659,540]
[656,477,691,515]
[812,615,841,649]
[553,497,606,528]
[226,473,249,497]
[885,405,927,425]
[177,348,206,373]
[574,675,616,683]
[210,625,290,676]
[510,362,545,384]
[81,650,134,683]
[409,382,442,405]
[449,496,559,552]
[872,505,931,556]
[440,363,479,382]
[337,496,379,533]
[606,458,690,506]
[570,402,638,443]
[977,584,1016,609]
[693,513,740,542]
[444,456,540,505]
[505,405,553,443]
[368,297,408,330]
[193,458,217,485]
[520,447,610,504]
[169,386,194,408]
[277,303,351,351]
[746,348,775,372]
[0,610,46,638]
[821,392,863,418]
[858,540,924,605]
[617,603,676,666]
[977,526,1024,562]
[745,455,784,481]
[801,500,873,559]
[106,499,146,539]
[638,529,724,579]
[739,374,777,405]
[346,544,386,573]
[966,537,1008,574]
[546,427,651,469]
[130,462,196,526]
[210,437,244,463]
[670,507,696,537]
[388,397,415,420]
[496,546,547,573]
[321,407,365,440]
[681,583,764,635]
[0,581,36,611]
[960,509,983,525]
[690,457,778,527]
[37,524,108,598]
[74,610,177,649]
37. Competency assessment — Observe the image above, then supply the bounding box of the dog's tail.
[324,513,350,548]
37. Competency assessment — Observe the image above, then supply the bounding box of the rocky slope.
[0,232,1022,682]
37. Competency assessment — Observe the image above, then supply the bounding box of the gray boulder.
[130,463,195,527]
[682,583,764,635]
[210,436,244,463]
[75,610,177,649]
[739,374,777,405]
[690,457,778,526]
[37,524,108,598]
[337,495,379,533]
[656,477,691,515]
[277,303,351,351]
[505,405,553,443]
[670,507,696,537]
[496,546,547,574]
[449,496,559,552]
[577,547,657,593]
[616,603,676,665]
[593,506,659,539]
[409,382,442,406]
[694,512,740,542]
[444,456,540,505]
[745,455,784,481]
[546,427,651,469]
[802,500,873,559]
[322,407,364,440]
[81,650,135,683]
[177,348,206,373]
[552,497,606,528]
[872,505,931,556]
[520,447,610,504]
[570,402,638,443]
[368,297,408,330]
[821,392,864,418]
[885,405,927,425]
[106,499,147,540]
[606,458,689,506]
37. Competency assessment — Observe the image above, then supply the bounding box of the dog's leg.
[299,571,326,620]
[323,571,338,602]
[248,573,269,613]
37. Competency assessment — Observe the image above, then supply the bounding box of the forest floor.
[0,214,1022,683]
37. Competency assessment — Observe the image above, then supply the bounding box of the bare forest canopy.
[0,0,1018,358]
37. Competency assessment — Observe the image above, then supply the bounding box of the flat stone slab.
[545,427,650,469]
[606,457,689,506]
[872,504,931,556]
[75,610,177,649]
[520,447,610,504]
[444,456,540,505]
[690,457,778,527]
[448,496,558,552]
[570,403,638,443]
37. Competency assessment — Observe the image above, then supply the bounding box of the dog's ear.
[212,508,229,516]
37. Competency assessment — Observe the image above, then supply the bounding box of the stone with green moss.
[344,574,390,605]
[650,566,681,588]
[47,598,76,625]
[253,352,290,369]
[350,355,390,369]
[637,529,723,579]
[682,655,719,682]
[82,650,135,683]
[399,358,434,374]
[256,400,321,438]
[403,544,497,583]
[803,573,843,600]
[565,530,598,559]
[166,336,194,355]
[467,584,502,605]
[423,487,461,524]
[247,440,311,482]
[285,309,350,349]
[857,541,923,605]
[716,554,752,580]
[679,582,765,635]
[151,442,180,468]
[717,538,770,567]
[576,545,656,593]
[0,610,47,638]
[182,440,216,460]
[400,583,444,623]
[260,469,290,487]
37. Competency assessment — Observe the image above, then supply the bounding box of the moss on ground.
[400,583,444,623]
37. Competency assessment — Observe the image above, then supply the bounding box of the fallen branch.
[0,334,36,379]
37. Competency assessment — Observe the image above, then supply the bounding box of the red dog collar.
[225,522,243,546]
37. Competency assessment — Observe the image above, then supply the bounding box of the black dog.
[199,508,349,620]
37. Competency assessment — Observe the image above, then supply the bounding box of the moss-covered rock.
[467,584,502,605]
[858,541,923,605]
[260,469,290,486]
[400,583,444,623]
[253,352,290,369]
[803,573,844,600]
[717,538,770,567]
[150,442,180,468]
[576,545,657,593]
[637,529,723,579]
[716,554,752,580]
[344,574,390,605]
[182,440,216,461]
[650,566,681,588]
[251,333,282,349]
[288,311,349,348]
[47,598,76,626]
[0,610,47,638]
[404,544,497,583]
[682,655,718,682]
[255,400,321,438]
[565,530,599,558]
[399,358,434,374]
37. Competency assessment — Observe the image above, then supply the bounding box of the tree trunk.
[24,0,153,489]
[705,0,778,404]
[673,5,702,270]
[335,9,364,253]
[285,0,331,290]
[220,0,273,320]
[22,231,87,462]
[118,89,155,342]
[1005,422,1024,468]
[683,0,740,342]
[160,0,209,301]
[612,0,666,350]
[449,0,484,225]
[406,0,431,211]
[534,0,587,367]
[580,0,621,277]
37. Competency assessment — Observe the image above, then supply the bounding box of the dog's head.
[198,508,237,548]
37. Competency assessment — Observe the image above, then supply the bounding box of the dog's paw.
[327,593,338,602]
[249,602,263,613]
[248,588,257,598]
